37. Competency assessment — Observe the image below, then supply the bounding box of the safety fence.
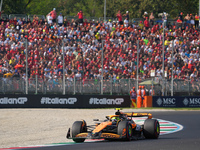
[8,14,28,21]
[0,77,200,96]
[1,14,177,24]
[28,15,46,21]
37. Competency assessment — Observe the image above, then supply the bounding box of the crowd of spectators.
[0,10,200,84]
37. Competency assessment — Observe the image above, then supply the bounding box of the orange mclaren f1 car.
[66,108,160,142]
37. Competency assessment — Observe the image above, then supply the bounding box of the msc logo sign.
[156,97,176,106]
[183,98,200,106]
[156,98,162,106]
[154,97,200,107]
[183,98,189,106]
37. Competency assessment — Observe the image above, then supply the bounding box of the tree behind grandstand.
[2,0,199,18]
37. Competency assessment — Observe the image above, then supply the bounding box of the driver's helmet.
[111,116,120,122]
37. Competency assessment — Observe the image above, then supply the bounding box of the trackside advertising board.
[0,95,130,108]
[153,96,200,107]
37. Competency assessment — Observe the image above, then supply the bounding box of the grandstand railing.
[131,18,176,24]
[5,13,178,24]
[99,17,118,22]
[9,14,28,21]
[28,15,45,21]
[1,14,9,19]
[0,77,199,96]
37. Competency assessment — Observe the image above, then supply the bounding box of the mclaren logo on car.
[101,133,120,138]
[89,98,124,105]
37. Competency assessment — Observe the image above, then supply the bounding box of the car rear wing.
[124,112,152,119]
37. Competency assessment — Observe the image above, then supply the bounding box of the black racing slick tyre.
[117,121,132,141]
[143,119,160,139]
[72,120,87,143]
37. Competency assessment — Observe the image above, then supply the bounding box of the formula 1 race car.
[66,108,160,142]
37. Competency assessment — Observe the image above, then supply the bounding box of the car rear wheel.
[117,121,132,141]
[72,120,87,142]
[143,119,160,139]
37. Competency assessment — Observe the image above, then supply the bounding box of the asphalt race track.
[20,111,200,150]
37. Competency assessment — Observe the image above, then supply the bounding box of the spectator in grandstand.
[57,13,63,26]
[143,12,148,20]
[194,13,199,29]
[184,13,191,27]
[123,11,129,22]
[124,18,129,27]
[107,19,112,28]
[63,18,68,26]
[144,17,150,30]
[138,20,144,29]
[178,12,183,22]
[47,13,53,24]
[75,10,83,24]
[49,8,57,23]
[149,12,155,27]
[116,10,123,25]
[176,16,183,28]
[190,13,195,27]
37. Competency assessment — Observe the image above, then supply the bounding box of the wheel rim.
[156,122,160,136]
[128,125,132,136]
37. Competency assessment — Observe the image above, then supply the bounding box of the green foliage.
[174,0,198,14]
[26,0,58,15]
[1,0,200,18]
[3,0,32,14]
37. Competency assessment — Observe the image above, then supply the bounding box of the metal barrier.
[6,14,178,25]
[28,15,45,21]
[45,78,63,94]
[2,78,25,94]
[132,18,176,24]
[64,16,99,22]
[1,14,9,19]
[9,14,28,21]
[84,17,99,21]
[99,17,117,22]
[0,77,199,96]
[0,78,4,93]
[64,16,77,21]
[161,79,200,96]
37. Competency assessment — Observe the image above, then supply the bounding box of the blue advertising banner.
[153,96,200,107]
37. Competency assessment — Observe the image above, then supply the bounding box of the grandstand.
[0,13,200,96]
